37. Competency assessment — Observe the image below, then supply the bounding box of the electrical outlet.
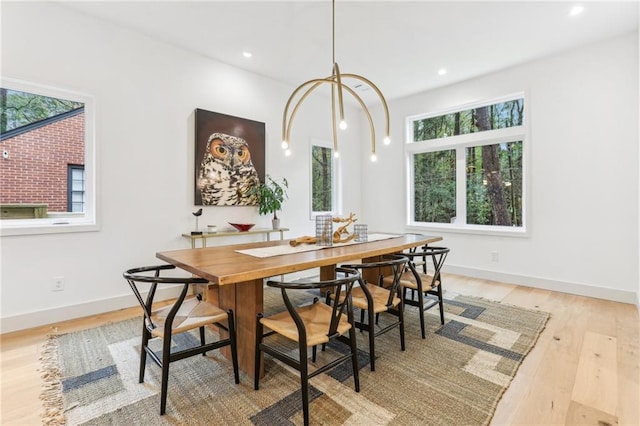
[491,251,499,262]
[52,276,65,291]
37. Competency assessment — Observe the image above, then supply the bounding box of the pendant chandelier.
[281,0,391,162]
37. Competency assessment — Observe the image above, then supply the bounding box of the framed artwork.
[194,108,265,206]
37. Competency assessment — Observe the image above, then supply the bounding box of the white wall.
[0,2,363,332]
[362,33,639,304]
[1,4,637,334]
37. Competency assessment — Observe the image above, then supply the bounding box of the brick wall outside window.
[0,113,84,213]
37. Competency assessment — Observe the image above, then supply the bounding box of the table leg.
[319,264,336,280]
[319,264,338,296]
[361,255,385,283]
[217,279,264,379]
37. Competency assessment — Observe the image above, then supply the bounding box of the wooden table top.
[157,233,442,285]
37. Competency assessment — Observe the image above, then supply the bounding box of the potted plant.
[249,175,288,229]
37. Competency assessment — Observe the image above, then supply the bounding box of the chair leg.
[368,309,376,371]
[399,301,406,351]
[199,326,206,356]
[254,315,263,390]
[417,287,426,339]
[299,343,310,426]
[312,345,317,362]
[436,285,445,325]
[139,327,150,383]
[227,310,240,384]
[348,325,360,393]
[160,335,172,415]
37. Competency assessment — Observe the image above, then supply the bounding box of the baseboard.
[0,286,182,334]
[445,264,637,305]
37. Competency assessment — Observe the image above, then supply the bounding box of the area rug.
[40,288,549,425]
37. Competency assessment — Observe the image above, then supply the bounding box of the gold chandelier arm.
[333,62,346,125]
[331,83,338,152]
[340,84,376,155]
[341,73,391,139]
[282,78,329,145]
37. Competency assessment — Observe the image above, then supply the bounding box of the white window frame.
[309,138,342,219]
[0,77,98,236]
[405,93,529,237]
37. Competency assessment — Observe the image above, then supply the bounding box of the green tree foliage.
[466,142,523,226]
[311,145,333,212]
[413,99,523,141]
[413,99,524,226]
[0,88,83,134]
[414,150,456,223]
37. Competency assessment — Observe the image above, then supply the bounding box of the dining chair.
[254,267,361,426]
[123,264,240,415]
[383,246,450,338]
[334,254,409,372]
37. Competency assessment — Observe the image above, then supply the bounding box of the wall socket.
[491,251,499,262]
[52,276,65,291]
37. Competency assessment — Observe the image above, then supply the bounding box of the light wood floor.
[1,274,638,425]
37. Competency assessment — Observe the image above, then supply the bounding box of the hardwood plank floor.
[1,274,638,425]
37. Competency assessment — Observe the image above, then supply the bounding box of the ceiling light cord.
[281,0,391,161]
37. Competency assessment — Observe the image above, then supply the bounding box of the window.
[310,141,340,217]
[406,94,526,234]
[68,165,85,212]
[0,78,96,235]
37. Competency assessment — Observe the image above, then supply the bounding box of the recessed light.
[569,5,584,16]
[242,51,253,58]
[438,68,447,76]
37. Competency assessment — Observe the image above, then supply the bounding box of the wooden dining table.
[156,233,442,379]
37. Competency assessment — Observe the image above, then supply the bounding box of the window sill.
[0,219,99,236]
[406,222,528,238]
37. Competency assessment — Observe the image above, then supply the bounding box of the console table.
[182,228,290,248]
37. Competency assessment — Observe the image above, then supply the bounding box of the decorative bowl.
[229,223,255,232]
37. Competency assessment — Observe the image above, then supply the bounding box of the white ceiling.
[60,1,638,102]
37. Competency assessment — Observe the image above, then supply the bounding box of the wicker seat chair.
[123,264,239,415]
[254,267,361,426]
[382,246,450,338]
[333,254,408,372]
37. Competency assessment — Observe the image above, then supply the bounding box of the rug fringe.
[39,333,66,425]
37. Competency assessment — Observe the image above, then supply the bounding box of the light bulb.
[370,153,377,162]
[281,140,289,150]
[334,151,340,158]
[285,149,292,157]
[339,120,347,130]
[383,136,391,145]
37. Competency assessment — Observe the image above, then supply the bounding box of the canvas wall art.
[194,109,265,206]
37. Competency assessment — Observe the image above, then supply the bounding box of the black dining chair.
[332,254,409,372]
[383,246,450,338]
[254,267,361,426]
[123,264,240,415]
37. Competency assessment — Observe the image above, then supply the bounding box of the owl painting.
[198,132,259,206]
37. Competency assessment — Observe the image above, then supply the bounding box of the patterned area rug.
[40,288,549,425]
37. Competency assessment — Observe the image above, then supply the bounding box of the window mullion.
[455,147,466,225]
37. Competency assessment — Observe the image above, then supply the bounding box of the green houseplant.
[250,175,288,229]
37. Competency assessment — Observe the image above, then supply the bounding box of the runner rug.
[40,288,549,425]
